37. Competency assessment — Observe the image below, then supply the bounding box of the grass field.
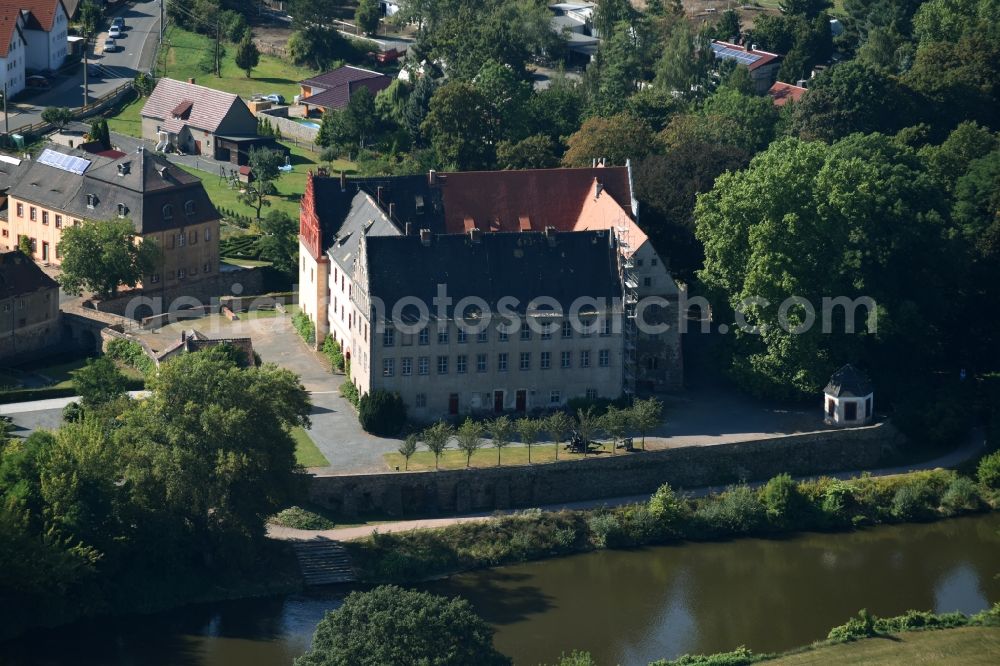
[26,358,144,390]
[770,626,1000,665]
[292,426,330,467]
[384,441,629,470]
[106,94,144,138]
[159,27,318,102]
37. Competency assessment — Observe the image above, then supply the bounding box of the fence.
[6,80,134,140]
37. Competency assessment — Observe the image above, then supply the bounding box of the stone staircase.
[291,539,357,585]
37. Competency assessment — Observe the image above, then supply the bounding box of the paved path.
[7,0,162,129]
[268,429,989,542]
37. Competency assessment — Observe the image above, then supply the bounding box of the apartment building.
[0,248,59,359]
[3,145,219,290]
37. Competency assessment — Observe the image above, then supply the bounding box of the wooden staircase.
[291,539,357,585]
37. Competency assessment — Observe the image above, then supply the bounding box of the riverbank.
[341,464,1000,584]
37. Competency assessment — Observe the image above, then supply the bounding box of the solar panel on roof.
[710,43,763,65]
[37,149,92,175]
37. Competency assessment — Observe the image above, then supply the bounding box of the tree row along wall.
[309,422,903,518]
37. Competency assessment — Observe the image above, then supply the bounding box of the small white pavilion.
[823,364,874,426]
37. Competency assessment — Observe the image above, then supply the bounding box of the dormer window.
[117,203,128,218]
[86,193,97,208]
[117,162,131,176]
[162,204,173,220]
[184,200,195,216]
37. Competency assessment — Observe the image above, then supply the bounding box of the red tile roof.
[6,0,66,31]
[768,81,807,107]
[711,40,781,72]
[299,65,391,110]
[436,167,634,234]
[142,78,244,134]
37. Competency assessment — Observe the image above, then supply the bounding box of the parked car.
[262,94,285,105]
[108,26,122,39]
[103,37,118,53]
[112,17,125,30]
[25,75,50,89]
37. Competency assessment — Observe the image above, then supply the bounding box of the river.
[2,513,998,665]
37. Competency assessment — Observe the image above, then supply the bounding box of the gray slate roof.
[824,364,873,398]
[364,230,621,322]
[326,190,402,273]
[0,250,57,299]
[9,145,218,234]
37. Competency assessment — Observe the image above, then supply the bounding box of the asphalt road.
[6,0,163,131]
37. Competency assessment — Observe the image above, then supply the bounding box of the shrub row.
[291,311,315,345]
[0,386,77,404]
[321,335,345,372]
[346,463,1000,583]
[340,380,359,408]
[219,234,262,259]
[649,604,1000,665]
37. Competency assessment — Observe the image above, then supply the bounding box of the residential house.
[3,144,220,290]
[710,40,782,94]
[299,166,683,417]
[549,2,598,62]
[768,81,807,107]
[298,66,392,115]
[0,248,59,359]
[18,0,67,72]
[141,77,281,165]
[0,6,27,96]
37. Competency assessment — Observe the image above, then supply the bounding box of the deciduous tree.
[57,220,159,298]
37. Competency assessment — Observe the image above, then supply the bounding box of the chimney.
[746,41,753,53]
[427,169,437,185]
[188,77,196,85]
[469,227,482,243]
[340,170,346,192]
[181,330,187,342]
[796,79,808,88]
[404,221,413,236]
[388,202,395,220]
[117,162,130,176]
[544,226,557,245]
[419,228,431,246]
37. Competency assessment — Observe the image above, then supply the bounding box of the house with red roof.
[768,81,807,107]
[298,65,392,115]
[0,0,69,75]
[0,6,28,96]
[710,40,782,94]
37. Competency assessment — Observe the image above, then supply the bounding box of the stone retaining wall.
[309,422,903,518]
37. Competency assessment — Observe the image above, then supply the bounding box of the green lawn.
[106,94,144,138]
[292,426,330,467]
[159,27,318,102]
[384,441,626,471]
[770,626,1000,665]
[9,357,145,390]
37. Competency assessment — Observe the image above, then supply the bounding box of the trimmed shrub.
[272,506,336,530]
[322,335,345,372]
[340,380,359,407]
[977,450,1000,489]
[62,400,83,423]
[292,311,316,345]
[358,389,407,436]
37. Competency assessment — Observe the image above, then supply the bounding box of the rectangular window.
[601,319,612,336]
[561,320,572,338]
[401,357,412,376]
[477,329,488,343]
[540,351,551,369]
[456,354,467,374]
[415,393,427,408]
[418,356,429,375]
[498,352,508,372]
[476,353,487,372]
[190,230,198,244]
[580,350,591,368]
[1,229,6,238]
[519,352,530,370]
[550,390,561,404]
[55,214,62,228]
[586,388,598,400]
[599,349,610,367]
[419,328,429,345]
[520,321,530,341]
[203,262,212,274]
[178,233,187,247]
[150,273,160,284]
[561,351,571,369]
[41,211,48,225]
[29,207,36,221]
[636,259,644,267]
[437,329,449,344]
[204,227,212,241]
[651,257,658,266]
[457,329,467,344]
[437,355,449,374]
[541,324,552,340]
[167,234,175,249]
[383,358,395,377]
[383,328,395,347]
[15,203,22,218]
[643,277,652,287]
[499,329,509,342]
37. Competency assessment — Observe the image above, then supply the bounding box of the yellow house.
[2,145,219,289]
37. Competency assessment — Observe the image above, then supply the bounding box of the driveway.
[6,0,162,130]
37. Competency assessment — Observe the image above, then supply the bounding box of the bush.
[105,338,155,375]
[292,311,316,345]
[648,483,690,536]
[977,450,1000,489]
[827,608,878,642]
[653,646,760,666]
[890,482,938,521]
[940,476,981,514]
[62,401,83,423]
[271,506,336,530]
[358,389,407,436]
[694,484,767,536]
[760,472,811,529]
[340,380,359,407]
[322,335,345,372]
[587,512,624,549]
